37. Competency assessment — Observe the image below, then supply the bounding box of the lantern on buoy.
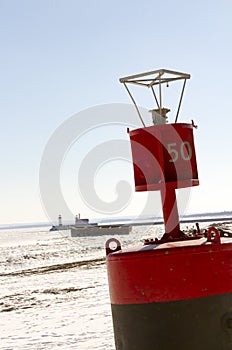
[106,69,232,350]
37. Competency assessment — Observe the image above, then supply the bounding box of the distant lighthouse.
[58,214,62,226]
[75,214,80,225]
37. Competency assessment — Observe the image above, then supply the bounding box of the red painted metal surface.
[107,237,232,305]
[129,123,199,192]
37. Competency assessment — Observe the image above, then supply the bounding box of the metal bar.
[159,77,186,83]
[151,85,160,109]
[148,70,165,88]
[123,83,146,127]
[133,78,158,82]
[148,77,186,87]
[148,78,162,88]
[126,78,183,89]
[119,69,164,83]
[175,79,187,123]
[159,75,162,114]
[119,69,190,84]
[132,77,183,84]
[126,81,150,87]
[161,69,190,79]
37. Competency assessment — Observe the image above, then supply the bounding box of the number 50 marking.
[167,141,192,162]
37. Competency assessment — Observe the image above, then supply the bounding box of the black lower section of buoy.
[111,292,232,350]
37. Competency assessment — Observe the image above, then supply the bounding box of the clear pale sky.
[1,0,232,224]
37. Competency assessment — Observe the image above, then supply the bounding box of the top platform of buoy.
[120,68,191,126]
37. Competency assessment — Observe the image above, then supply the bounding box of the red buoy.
[106,69,232,349]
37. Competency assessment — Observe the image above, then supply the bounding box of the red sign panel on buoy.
[129,123,199,191]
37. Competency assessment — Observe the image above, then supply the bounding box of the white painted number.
[167,143,178,162]
[167,141,192,162]
[181,141,192,161]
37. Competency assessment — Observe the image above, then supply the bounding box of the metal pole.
[123,83,146,127]
[151,85,160,109]
[159,75,162,115]
[160,186,180,237]
[175,79,187,123]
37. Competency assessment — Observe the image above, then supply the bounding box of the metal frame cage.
[120,69,191,126]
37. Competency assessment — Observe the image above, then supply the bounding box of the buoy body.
[107,237,232,349]
[106,69,232,349]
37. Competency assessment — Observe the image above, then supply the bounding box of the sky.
[0,0,232,224]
